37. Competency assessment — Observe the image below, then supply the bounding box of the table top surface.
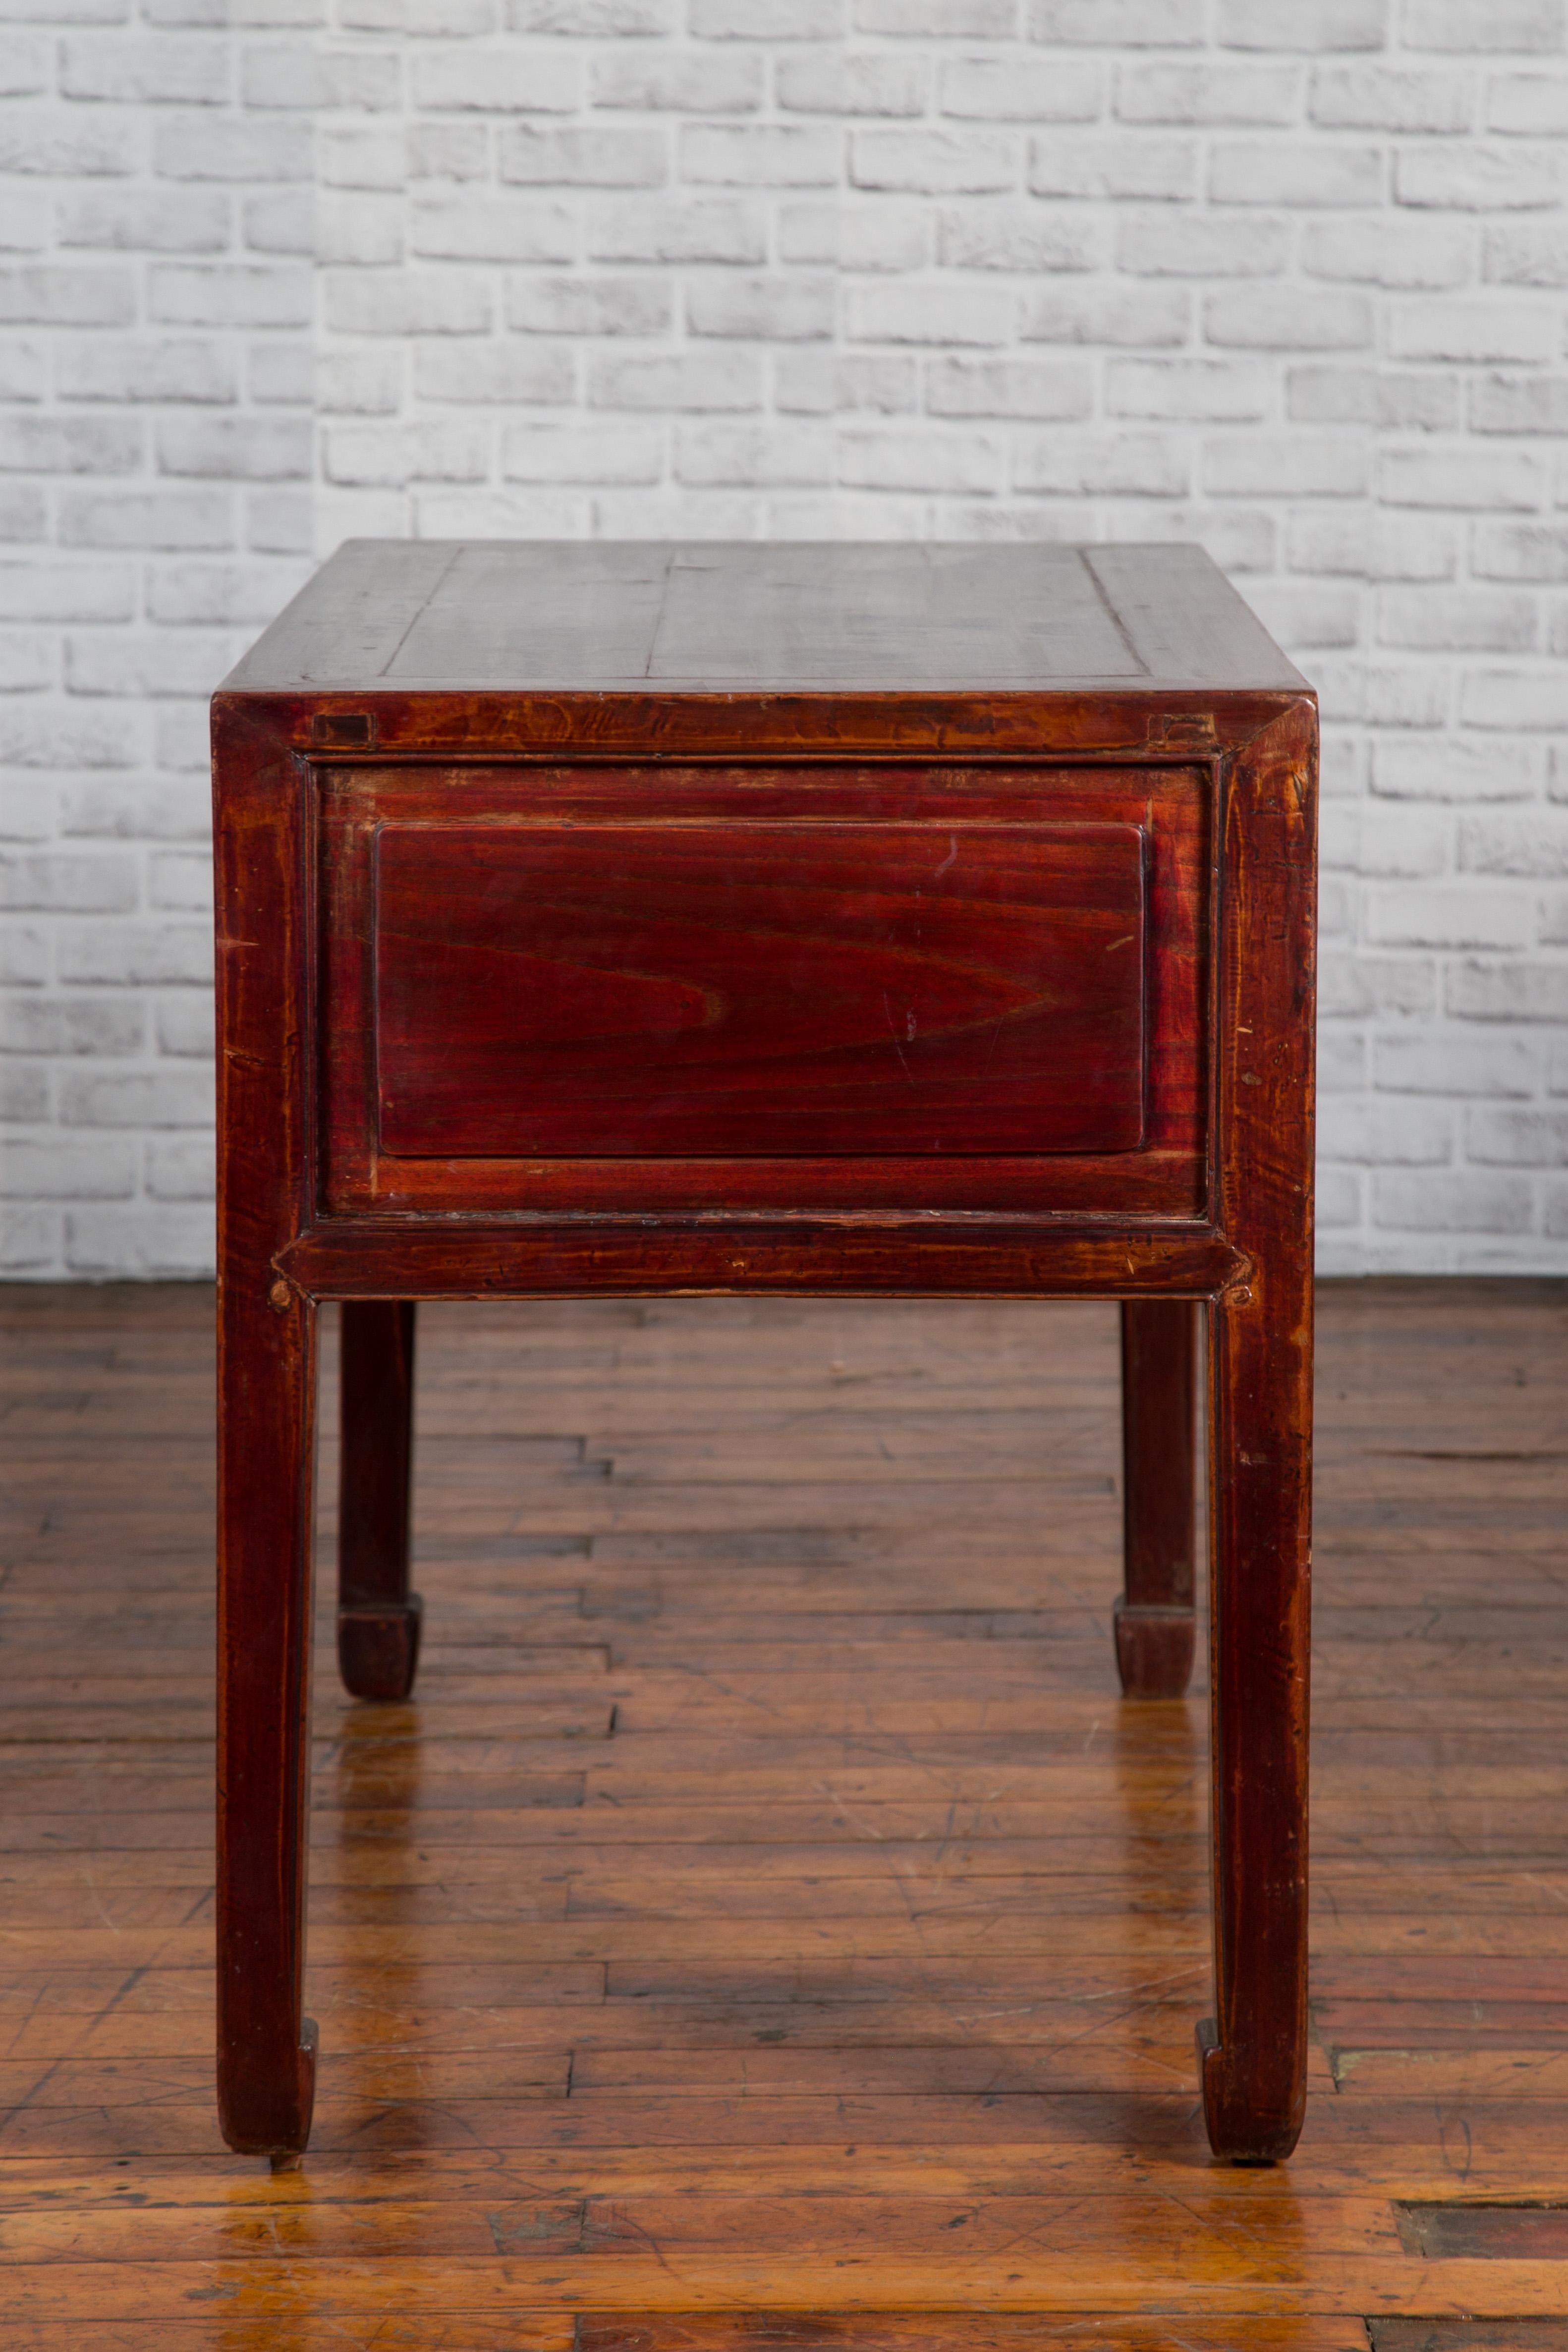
[223,539,1308,700]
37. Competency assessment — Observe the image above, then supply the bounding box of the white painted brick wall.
[3,0,1566,1276]
[0,0,315,1279]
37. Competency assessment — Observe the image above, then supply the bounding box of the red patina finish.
[213,539,1316,2165]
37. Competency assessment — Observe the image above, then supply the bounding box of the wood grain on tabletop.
[1,1278,1566,2342]
[222,539,1307,697]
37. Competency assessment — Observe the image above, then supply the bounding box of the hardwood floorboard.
[2,1279,1567,2343]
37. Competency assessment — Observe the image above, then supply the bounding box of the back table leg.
[337,1300,422,1702]
[1116,1299,1197,1699]
[216,1282,318,2158]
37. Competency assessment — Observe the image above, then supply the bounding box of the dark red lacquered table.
[212,540,1316,2163]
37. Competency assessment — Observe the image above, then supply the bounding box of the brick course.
[2,0,1565,1274]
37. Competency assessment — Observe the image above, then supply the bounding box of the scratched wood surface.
[2,1277,1567,2348]
[320,759,1205,1221]
[374,820,1148,1161]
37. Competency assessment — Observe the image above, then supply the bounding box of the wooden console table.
[213,540,1316,2164]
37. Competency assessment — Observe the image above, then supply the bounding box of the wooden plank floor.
[1,1279,1568,2349]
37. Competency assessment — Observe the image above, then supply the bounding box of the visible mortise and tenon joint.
[1117,1298,1197,1699]
[337,1299,422,1702]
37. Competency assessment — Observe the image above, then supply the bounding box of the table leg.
[1116,1299,1197,1698]
[216,1278,318,2158]
[1198,1279,1312,2163]
[338,1300,422,1701]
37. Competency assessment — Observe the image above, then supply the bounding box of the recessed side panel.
[317,760,1206,1218]
[374,822,1146,1159]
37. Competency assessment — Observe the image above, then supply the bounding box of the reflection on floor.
[2,1277,1568,2349]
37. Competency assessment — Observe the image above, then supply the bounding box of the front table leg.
[216,1278,319,2157]
[1199,1278,1312,2163]
[338,1300,422,1701]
